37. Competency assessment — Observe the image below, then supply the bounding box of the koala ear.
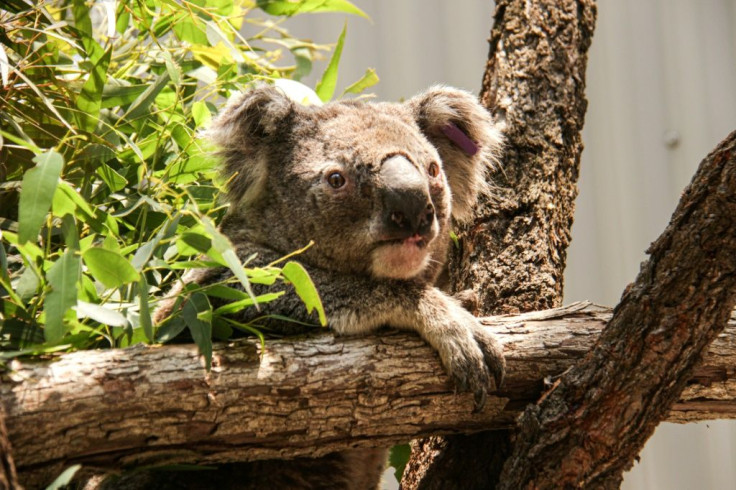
[407,86,503,222]
[206,86,298,207]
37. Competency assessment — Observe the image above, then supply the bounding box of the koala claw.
[438,321,505,412]
[473,327,506,390]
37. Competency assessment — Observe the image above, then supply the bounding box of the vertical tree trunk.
[401,0,597,487]
[497,131,736,488]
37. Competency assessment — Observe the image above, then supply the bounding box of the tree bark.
[497,131,736,489]
[3,303,736,488]
[0,404,21,490]
[402,0,597,487]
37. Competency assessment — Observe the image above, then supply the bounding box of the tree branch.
[498,131,736,488]
[3,303,736,488]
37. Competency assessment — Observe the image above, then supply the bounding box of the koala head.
[208,85,502,282]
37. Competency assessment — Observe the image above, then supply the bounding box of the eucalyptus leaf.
[315,22,346,102]
[122,71,171,122]
[76,46,111,132]
[341,68,379,96]
[182,292,213,370]
[256,0,368,19]
[46,465,82,490]
[76,300,128,327]
[281,261,326,326]
[18,151,63,244]
[45,249,81,342]
[83,248,139,289]
[201,218,257,303]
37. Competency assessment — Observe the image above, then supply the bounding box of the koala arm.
[309,270,505,409]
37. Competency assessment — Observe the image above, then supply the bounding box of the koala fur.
[143,85,505,489]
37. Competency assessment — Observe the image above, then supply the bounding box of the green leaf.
[46,465,82,490]
[341,68,379,96]
[173,14,209,45]
[315,22,346,102]
[101,83,149,108]
[76,46,112,132]
[177,231,212,256]
[213,291,285,315]
[72,0,105,62]
[281,261,326,326]
[201,284,249,300]
[16,266,40,302]
[256,0,369,18]
[45,249,81,342]
[76,300,127,327]
[191,101,212,128]
[182,292,212,369]
[83,248,139,289]
[389,444,411,482]
[96,164,128,192]
[122,70,171,122]
[291,46,313,81]
[60,214,80,251]
[18,151,63,244]
[138,275,154,341]
[201,219,257,302]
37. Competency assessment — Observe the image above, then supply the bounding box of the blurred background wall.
[273,1,736,487]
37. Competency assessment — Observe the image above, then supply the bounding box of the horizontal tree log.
[2,302,735,487]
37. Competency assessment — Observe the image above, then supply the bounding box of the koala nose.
[379,155,436,241]
[386,197,435,239]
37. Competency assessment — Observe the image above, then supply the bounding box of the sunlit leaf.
[342,68,379,96]
[0,44,9,87]
[201,218,257,302]
[46,465,82,490]
[315,22,346,102]
[76,47,112,132]
[18,151,63,244]
[45,249,81,342]
[213,291,285,315]
[281,261,326,326]
[83,248,139,289]
[173,14,209,45]
[96,164,128,192]
[192,101,212,128]
[256,0,369,19]
[122,71,171,122]
[76,300,127,327]
[101,84,148,108]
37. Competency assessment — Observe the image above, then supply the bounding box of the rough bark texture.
[0,405,21,490]
[4,304,736,488]
[402,0,597,487]
[497,132,736,489]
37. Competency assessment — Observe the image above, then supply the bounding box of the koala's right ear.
[206,87,298,207]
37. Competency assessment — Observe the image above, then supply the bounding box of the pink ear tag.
[441,123,479,156]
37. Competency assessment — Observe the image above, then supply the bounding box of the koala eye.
[327,171,346,189]
[427,162,440,178]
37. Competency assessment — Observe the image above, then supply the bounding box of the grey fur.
[149,85,505,489]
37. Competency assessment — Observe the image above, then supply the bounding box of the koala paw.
[434,309,505,411]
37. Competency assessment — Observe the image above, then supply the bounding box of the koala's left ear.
[407,86,503,222]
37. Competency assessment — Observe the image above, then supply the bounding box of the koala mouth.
[382,233,428,248]
[370,233,434,279]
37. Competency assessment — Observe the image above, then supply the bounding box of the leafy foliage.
[0,0,374,359]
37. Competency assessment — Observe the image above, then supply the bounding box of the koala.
[142,85,505,489]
